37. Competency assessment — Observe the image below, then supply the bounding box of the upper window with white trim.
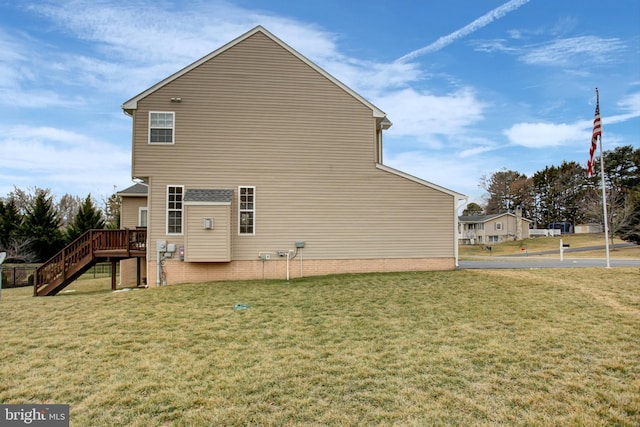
[167,185,183,234]
[239,186,255,235]
[149,112,175,144]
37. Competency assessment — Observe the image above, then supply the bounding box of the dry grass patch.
[1,268,639,426]
[460,233,639,259]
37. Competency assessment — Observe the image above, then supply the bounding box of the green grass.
[1,269,639,426]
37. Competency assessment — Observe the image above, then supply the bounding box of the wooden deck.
[34,229,147,296]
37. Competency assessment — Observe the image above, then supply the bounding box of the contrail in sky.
[395,0,532,63]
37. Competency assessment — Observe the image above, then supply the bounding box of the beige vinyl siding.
[132,32,375,179]
[185,204,231,262]
[132,31,456,264]
[120,196,147,229]
[145,172,453,261]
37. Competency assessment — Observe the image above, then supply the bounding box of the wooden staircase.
[34,229,147,296]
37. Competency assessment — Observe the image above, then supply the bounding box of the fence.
[1,265,38,288]
[529,229,562,237]
[2,263,119,288]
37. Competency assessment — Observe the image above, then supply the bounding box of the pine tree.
[65,194,105,243]
[0,198,22,248]
[21,192,64,262]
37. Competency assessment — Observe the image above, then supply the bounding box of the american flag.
[587,88,601,177]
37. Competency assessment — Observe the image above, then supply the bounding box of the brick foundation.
[143,257,455,287]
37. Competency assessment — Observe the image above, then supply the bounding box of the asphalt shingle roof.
[184,189,233,203]
[117,183,148,196]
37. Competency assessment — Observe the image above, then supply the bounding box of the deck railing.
[34,229,147,296]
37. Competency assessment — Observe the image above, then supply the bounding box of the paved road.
[459,243,640,269]
[459,257,640,269]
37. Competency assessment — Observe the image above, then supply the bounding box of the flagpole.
[596,88,611,268]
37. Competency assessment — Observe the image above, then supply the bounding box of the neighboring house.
[119,26,466,286]
[117,183,149,286]
[458,211,531,245]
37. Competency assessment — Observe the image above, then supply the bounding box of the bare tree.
[57,193,83,228]
[1,237,37,263]
[6,186,51,215]
[102,187,121,229]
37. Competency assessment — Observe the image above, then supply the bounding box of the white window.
[489,236,499,243]
[138,207,148,227]
[495,222,503,231]
[167,185,183,234]
[239,186,255,235]
[149,112,174,144]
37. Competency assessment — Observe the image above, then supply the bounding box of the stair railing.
[34,229,147,296]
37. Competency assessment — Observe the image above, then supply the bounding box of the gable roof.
[122,26,389,126]
[459,213,532,223]
[117,182,148,197]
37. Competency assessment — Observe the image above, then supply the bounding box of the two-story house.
[458,211,531,245]
[119,26,466,286]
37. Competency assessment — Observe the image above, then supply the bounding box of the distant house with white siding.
[118,26,466,286]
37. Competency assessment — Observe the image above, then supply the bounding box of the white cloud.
[503,121,587,148]
[0,125,131,197]
[376,88,486,142]
[24,1,376,99]
[520,36,626,66]
[472,39,517,53]
[504,90,640,148]
[617,91,640,114]
[459,145,499,158]
[384,150,490,202]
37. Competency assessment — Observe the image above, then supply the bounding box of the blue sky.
[1,0,638,206]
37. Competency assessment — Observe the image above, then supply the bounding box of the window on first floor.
[167,185,183,234]
[488,235,499,243]
[138,207,148,227]
[149,112,174,144]
[239,186,255,235]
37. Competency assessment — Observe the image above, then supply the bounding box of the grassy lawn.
[460,233,640,259]
[1,268,639,426]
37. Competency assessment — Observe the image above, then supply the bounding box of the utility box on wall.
[156,240,167,252]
